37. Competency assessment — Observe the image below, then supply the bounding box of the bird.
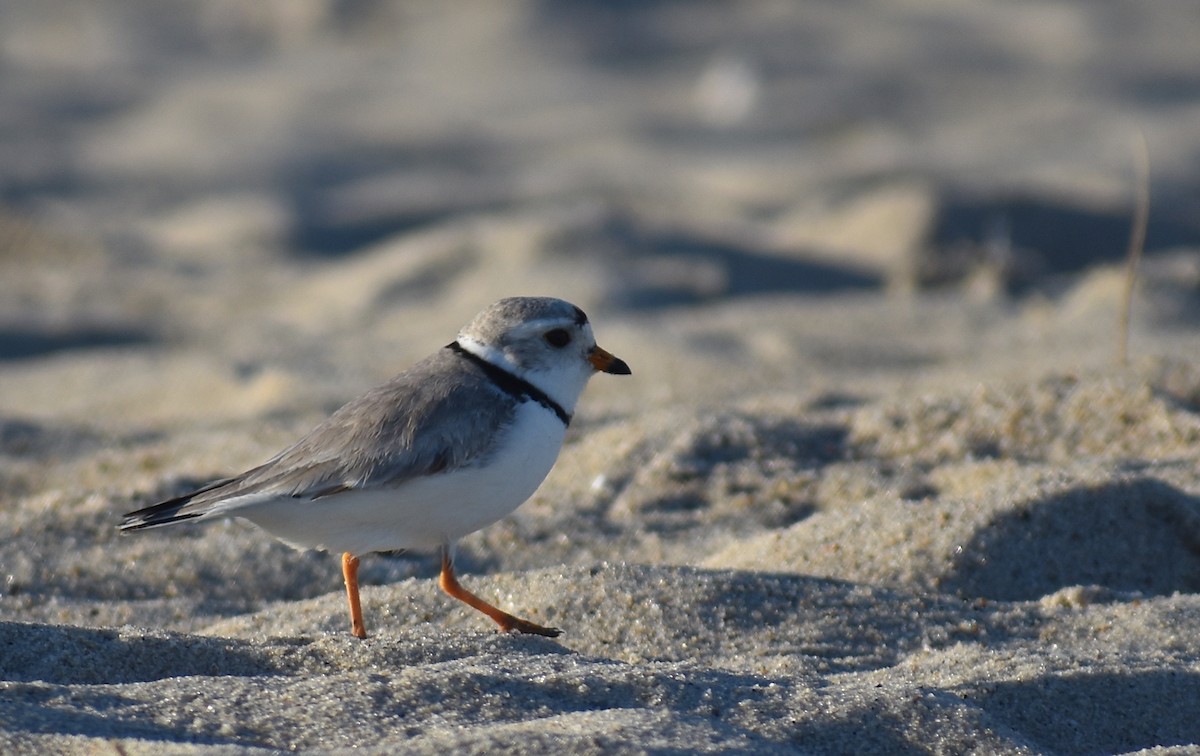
[120,297,630,639]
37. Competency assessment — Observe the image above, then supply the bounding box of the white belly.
[240,401,567,555]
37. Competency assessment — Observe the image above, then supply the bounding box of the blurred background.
[1,0,1199,425]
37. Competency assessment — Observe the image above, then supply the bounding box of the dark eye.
[543,328,571,348]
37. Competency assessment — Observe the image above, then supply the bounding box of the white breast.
[240,400,567,556]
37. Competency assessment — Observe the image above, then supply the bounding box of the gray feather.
[120,348,515,528]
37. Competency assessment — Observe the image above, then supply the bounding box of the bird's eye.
[543,328,571,348]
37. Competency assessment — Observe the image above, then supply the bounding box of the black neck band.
[447,341,571,426]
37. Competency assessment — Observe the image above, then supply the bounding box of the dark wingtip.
[118,510,204,533]
[117,476,235,532]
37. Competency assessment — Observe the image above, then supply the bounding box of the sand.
[3,1,1200,753]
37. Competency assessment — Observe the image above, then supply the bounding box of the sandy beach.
[2,2,1200,753]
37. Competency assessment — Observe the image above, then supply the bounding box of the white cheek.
[457,335,515,371]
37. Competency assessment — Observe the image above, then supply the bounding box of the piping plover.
[120,297,630,639]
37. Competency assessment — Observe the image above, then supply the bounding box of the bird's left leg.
[437,543,560,637]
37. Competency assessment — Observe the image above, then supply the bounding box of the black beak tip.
[608,357,632,375]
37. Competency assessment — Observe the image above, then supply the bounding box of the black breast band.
[446,341,571,426]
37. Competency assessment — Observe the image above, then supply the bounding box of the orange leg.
[438,546,560,637]
[342,552,367,639]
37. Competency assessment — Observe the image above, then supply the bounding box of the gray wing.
[120,350,514,529]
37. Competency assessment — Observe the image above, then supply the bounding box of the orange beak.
[588,346,631,375]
